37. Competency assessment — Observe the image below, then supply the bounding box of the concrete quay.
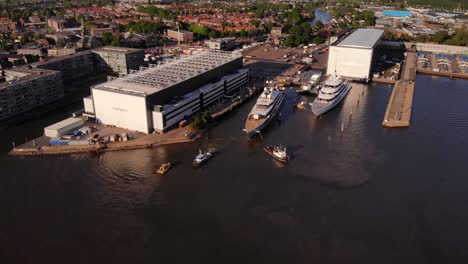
[9,90,258,157]
[373,77,396,84]
[382,52,416,127]
[9,125,196,156]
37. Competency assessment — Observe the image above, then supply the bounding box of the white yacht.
[310,75,351,117]
[244,86,285,137]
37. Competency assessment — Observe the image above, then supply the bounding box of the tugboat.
[193,149,213,167]
[263,145,289,163]
[156,162,172,174]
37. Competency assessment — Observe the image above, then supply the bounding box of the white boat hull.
[245,93,285,137]
[311,84,351,117]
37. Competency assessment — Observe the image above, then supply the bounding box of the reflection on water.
[1,75,468,263]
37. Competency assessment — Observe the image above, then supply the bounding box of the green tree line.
[137,5,177,21]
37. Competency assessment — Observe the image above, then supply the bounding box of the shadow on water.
[285,144,304,160]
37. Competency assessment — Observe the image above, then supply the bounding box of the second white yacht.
[244,86,285,137]
[310,75,351,117]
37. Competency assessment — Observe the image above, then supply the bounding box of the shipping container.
[68,140,91,146]
[44,117,85,138]
[49,139,70,146]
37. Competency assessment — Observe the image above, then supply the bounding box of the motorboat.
[156,163,172,174]
[263,145,289,163]
[193,149,213,167]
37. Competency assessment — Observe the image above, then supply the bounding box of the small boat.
[193,149,213,167]
[156,162,172,174]
[296,102,305,110]
[263,145,289,163]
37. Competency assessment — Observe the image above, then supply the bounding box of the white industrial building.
[327,29,385,82]
[83,50,247,133]
[44,117,85,138]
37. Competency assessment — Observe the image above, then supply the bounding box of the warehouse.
[327,29,385,82]
[152,68,248,131]
[44,117,85,138]
[84,50,246,133]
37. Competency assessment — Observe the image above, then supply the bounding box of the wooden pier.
[382,52,417,127]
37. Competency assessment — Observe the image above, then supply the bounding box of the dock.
[9,125,197,156]
[417,69,468,80]
[382,52,416,127]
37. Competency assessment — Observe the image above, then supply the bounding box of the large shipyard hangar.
[327,28,384,82]
[83,50,247,133]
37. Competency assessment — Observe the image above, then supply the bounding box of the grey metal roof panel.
[337,29,385,49]
[92,50,242,96]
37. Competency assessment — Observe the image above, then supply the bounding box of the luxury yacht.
[244,86,285,137]
[310,75,351,117]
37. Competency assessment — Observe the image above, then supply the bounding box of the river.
[1,75,468,263]
[311,9,333,26]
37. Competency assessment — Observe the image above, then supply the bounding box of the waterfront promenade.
[383,52,416,127]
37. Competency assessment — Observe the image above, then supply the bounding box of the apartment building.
[0,68,64,121]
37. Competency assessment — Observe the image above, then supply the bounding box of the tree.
[362,10,376,26]
[46,37,56,45]
[208,30,217,39]
[443,27,467,46]
[101,32,114,45]
[111,36,120,47]
[432,30,449,43]
[0,42,7,52]
[191,111,211,130]
[240,29,248,38]
[265,22,276,33]
[188,24,210,38]
[312,36,323,45]
[63,1,72,9]
[330,8,342,20]
[289,8,303,25]
[20,36,27,45]
[137,5,177,21]
[33,33,42,41]
[284,35,295,47]
[56,38,64,46]
[338,21,348,28]
[315,20,324,28]
[85,21,97,31]
[228,30,236,38]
